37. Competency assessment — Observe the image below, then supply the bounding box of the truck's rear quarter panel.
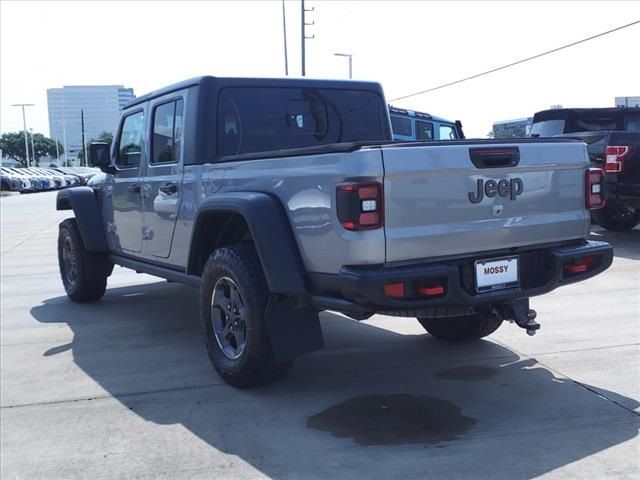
[382,141,590,263]
[220,149,386,274]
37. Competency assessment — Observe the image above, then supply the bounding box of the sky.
[1,0,639,138]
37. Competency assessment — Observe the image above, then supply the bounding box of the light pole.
[334,53,353,79]
[282,0,289,76]
[11,103,34,167]
[29,128,36,166]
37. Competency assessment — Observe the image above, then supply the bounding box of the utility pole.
[301,0,314,76]
[55,138,60,163]
[29,128,36,166]
[11,103,34,167]
[81,109,87,167]
[334,53,353,79]
[282,0,289,75]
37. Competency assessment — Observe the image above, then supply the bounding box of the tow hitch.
[496,300,540,336]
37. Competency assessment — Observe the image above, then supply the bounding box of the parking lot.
[1,190,638,479]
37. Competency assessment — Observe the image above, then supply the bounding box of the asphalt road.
[1,191,638,479]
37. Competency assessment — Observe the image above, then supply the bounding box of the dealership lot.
[1,191,638,479]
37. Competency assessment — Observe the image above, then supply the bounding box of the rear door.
[141,96,185,259]
[381,141,589,263]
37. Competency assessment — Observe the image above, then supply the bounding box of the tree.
[78,131,114,163]
[0,131,63,167]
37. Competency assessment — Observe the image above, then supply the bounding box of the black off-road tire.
[417,313,503,342]
[200,244,293,388]
[58,218,111,302]
[591,204,640,231]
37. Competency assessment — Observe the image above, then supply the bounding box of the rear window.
[217,87,389,157]
[530,119,565,137]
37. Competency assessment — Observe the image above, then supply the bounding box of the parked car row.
[0,166,100,193]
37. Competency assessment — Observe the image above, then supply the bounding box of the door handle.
[128,183,141,194]
[159,182,178,195]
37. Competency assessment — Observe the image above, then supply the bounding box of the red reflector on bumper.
[564,264,588,273]
[418,286,444,296]
[384,282,405,298]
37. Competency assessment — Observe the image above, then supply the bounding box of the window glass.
[576,117,617,131]
[390,115,412,137]
[117,111,144,167]
[415,120,434,140]
[529,119,565,137]
[217,87,389,157]
[624,114,640,132]
[439,124,456,140]
[152,99,184,164]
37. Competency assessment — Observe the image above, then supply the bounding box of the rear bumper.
[310,240,613,314]
[607,180,640,207]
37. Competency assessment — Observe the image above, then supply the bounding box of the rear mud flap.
[264,296,324,362]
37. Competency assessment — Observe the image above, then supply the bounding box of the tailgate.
[382,141,590,263]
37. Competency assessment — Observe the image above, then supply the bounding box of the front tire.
[58,218,111,302]
[417,314,503,342]
[591,203,640,231]
[200,244,292,388]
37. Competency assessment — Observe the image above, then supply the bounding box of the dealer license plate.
[475,256,519,293]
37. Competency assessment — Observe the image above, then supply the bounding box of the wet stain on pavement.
[436,365,497,382]
[307,394,477,446]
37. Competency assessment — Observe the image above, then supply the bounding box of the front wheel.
[57,218,111,302]
[417,314,503,342]
[200,244,292,388]
[591,203,640,231]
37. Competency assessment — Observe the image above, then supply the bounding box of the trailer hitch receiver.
[497,299,540,336]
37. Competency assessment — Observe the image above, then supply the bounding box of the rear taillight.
[337,181,383,230]
[604,146,630,173]
[585,168,605,210]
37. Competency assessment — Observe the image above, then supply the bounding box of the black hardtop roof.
[533,106,640,121]
[124,76,386,109]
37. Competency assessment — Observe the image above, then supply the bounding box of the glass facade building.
[47,85,135,159]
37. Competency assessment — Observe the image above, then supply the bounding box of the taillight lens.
[585,168,605,210]
[337,181,383,230]
[604,146,630,173]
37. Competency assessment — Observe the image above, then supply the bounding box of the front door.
[111,110,145,254]
[142,96,185,259]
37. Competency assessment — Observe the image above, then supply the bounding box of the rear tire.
[417,314,503,342]
[58,218,111,302]
[591,203,640,231]
[200,244,292,388]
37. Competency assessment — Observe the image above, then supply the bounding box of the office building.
[47,85,135,159]
[615,96,640,108]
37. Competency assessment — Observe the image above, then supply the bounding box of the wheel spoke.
[210,276,248,360]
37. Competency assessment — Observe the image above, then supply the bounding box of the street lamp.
[11,103,34,167]
[29,128,36,166]
[334,53,353,79]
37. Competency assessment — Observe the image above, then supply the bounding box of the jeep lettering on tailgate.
[468,177,523,204]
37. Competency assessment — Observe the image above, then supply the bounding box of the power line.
[389,20,640,102]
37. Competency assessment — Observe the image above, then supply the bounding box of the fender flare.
[56,187,108,252]
[189,192,307,295]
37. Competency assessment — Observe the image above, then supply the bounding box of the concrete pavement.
[1,191,638,479]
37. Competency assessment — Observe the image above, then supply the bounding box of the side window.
[439,124,456,140]
[415,120,434,140]
[151,99,183,164]
[390,116,412,137]
[117,111,144,168]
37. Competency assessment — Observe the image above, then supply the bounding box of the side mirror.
[89,142,114,173]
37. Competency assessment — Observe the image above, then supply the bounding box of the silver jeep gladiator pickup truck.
[56,76,613,387]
